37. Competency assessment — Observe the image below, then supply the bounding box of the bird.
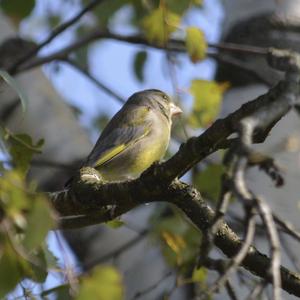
[82,89,182,182]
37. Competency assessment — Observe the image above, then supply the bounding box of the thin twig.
[9,0,105,73]
[208,211,256,294]
[85,228,148,268]
[225,280,239,300]
[279,233,300,272]
[15,30,270,80]
[274,213,300,243]
[62,58,125,104]
[131,270,173,300]
[256,197,282,300]
[53,231,79,295]
[246,280,267,300]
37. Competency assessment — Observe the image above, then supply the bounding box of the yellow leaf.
[106,219,124,229]
[193,0,203,5]
[189,79,230,128]
[185,27,207,63]
[142,8,181,46]
[161,231,186,254]
[192,267,207,283]
[76,266,123,300]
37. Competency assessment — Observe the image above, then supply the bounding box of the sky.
[15,0,224,295]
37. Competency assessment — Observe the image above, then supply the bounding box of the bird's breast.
[98,114,171,181]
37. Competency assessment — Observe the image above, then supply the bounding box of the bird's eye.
[162,95,168,101]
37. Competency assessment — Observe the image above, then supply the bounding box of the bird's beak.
[170,102,182,117]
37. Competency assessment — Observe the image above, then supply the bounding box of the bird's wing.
[85,105,152,168]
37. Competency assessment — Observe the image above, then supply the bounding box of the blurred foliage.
[0,125,57,297]
[92,114,110,131]
[189,80,229,128]
[193,164,224,202]
[152,208,203,273]
[106,219,125,229]
[0,169,57,297]
[4,129,44,176]
[0,0,35,23]
[0,0,231,298]
[86,0,126,27]
[185,26,207,63]
[142,7,181,46]
[133,50,148,82]
[76,266,124,300]
[0,70,29,113]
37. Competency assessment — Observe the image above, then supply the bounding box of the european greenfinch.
[83,89,182,182]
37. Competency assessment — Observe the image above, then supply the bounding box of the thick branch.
[49,174,300,297]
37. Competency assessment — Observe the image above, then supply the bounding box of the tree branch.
[8,0,105,73]
[49,172,300,297]
[15,30,269,76]
[46,48,300,297]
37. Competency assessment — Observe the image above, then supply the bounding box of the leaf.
[189,79,229,128]
[161,231,186,254]
[165,0,193,14]
[0,0,35,21]
[192,0,203,5]
[76,266,124,300]
[23,195,55,250]
[142,7,181,46]
[152,213,201,271]
[192,267,207,283]
[41,243,59,269]
[185,27,207,63]
[47,14,61,28]
[0,69,28,113]
[41,284,70,299]
[0,170,29,217]
[106,219,125,229]
[133,50,147,82]
[90,0,127,27]
[5,131,44,175]
[193,164,224,202]
[0,238,24,298]
[28,248,48,283]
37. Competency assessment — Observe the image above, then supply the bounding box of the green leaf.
[193,164,224,201]
[185,27,207,63]
[23,195,55,250]
[41,284,70,299]
[192,0,203,6]
[165,0,193,14]
[41,243,59,269]
[189,79,229,128]
[133,50,147,82]
[106,219,125,229]
[47,14,61,28]
[28,248,48,283]
[0,238,24,298]
[5,131,44,175]
[0,69,28,113]
[0,0,35,20]
[0,170,29,217]
[76,266,124,300]
[90,0,127,27]
[142,7,181,46]
[152,213,201,271]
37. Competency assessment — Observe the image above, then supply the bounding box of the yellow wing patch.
[94,124,151,168]
[95,144,127,167]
